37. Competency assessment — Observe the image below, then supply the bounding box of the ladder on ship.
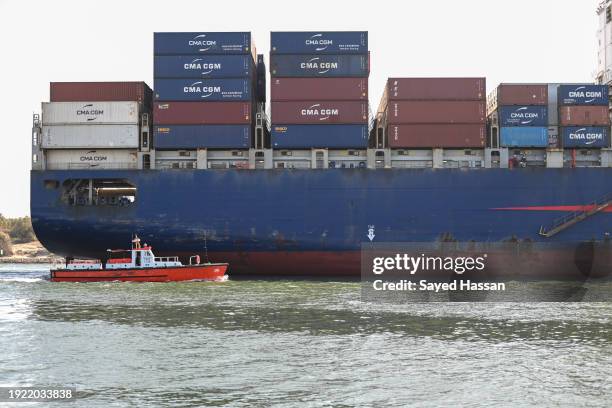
[539,193,612,238]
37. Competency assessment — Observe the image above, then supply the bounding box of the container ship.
[30,26,612,278]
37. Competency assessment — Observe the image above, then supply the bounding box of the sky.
[0,0,601,217]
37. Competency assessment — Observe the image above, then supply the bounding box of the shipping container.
[387,101,486,124]
[494,84,548,106]
[272,101,368,124]
[270,54,369,77]
[558,84,609,106]
[271,124,368,148]
[561,126,610,148]
[154,125,251,149]
[499,105,548,127]
[559,106,610,126]
[42,102,139,125]
[153,102,252,125]
[154,78,252,101]
[154,32,254,57]
[271,31,367,54]
[387,124,486,148]
[500,127,548,147]
[271,77,368,101]
[386,78,485,101]
[154,55,254,78]
[45,149,138,170]
[41,125,140,149]
[49,82,153,108]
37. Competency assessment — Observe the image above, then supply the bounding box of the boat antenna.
[204,231,210,263]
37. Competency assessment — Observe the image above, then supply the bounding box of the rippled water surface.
[1,264,612,407]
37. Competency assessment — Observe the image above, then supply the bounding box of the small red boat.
[50,235,228,283]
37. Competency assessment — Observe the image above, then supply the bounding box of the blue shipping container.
[271,31,368,54]
[154,55,253,78]
[154,125,251,149]
[500,127,548,147]
[270,54,369,78]
[271,124,368,148]
[499,106,548,127]
[154,32,253,55]
[561,126,610,148]
[154,79,252,101]
[558,84,609,106]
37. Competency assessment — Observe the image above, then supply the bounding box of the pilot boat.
[50,235,228,282]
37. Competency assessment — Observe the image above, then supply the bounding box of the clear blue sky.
[0,0,600,217]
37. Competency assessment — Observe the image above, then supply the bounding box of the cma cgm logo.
[80,151,108,162]
[189,34,217,52]
[306,33,333,51]
[184,81,221,98]
[569,128,604,144]
[76,104,103,121]
[301,104,339,121]
[510,107,540,125]
[568,86,603,103]
[300,57,338,74]
[184,59,222,75]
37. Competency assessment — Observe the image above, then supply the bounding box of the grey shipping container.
[44,149,138,170]
[42,102,140,125]
[41,125,140,149]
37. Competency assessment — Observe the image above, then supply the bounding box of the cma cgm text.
[183,86,221,93]
[184,63,222,70]
[569,91,603,98]
[301,108,339,116]
[300,62,338,69]
[189,40,216,46]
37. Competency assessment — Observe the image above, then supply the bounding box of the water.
[1,264,612,407]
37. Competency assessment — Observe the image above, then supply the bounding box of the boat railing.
[154,256,179,263]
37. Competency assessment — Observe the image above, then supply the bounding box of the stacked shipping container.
[378,78,486,148]
[270,31,369,149]
[488,84,549,147]
[557,85,610,148]
[153,32,256,149]
[42,82,152,169]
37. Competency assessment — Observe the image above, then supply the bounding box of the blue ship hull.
[31,169,612,277]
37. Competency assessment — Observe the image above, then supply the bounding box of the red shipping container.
[387,78,485,101]
[272,101,368,124]
[153,102,252,125]
[50,82,153,108]
[496,84,547,105]
[559,106,610,126]
[387,101,486,124]
[387,124,486,148]
[271,78,368,101]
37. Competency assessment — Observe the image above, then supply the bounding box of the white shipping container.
[42,125,139,149]
[45,149,138,170]
[42,101,139,125]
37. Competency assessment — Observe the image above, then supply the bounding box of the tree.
[0,230,13,256]
[9,218,36,244]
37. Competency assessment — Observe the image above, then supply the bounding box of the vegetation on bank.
[0,215,37,256]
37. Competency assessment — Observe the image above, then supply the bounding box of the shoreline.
[0,240,62,264]
[0,257,61,264]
